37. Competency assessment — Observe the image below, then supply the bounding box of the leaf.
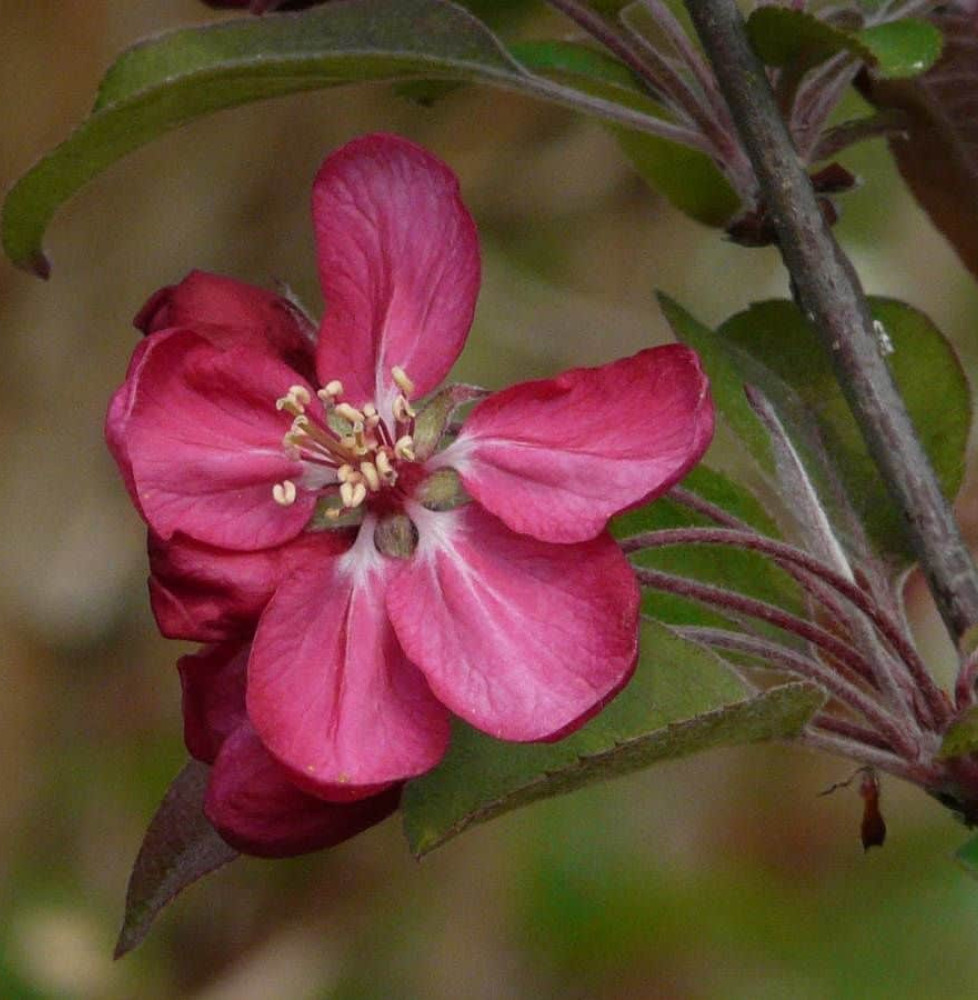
[718,297,970,566]
[748,8,939,79]
[747,7,875,73]
[613,465,803,631]
[938,706,978,761]
[3,0,671,276]
[955,833,978,877]
[858,20,942,79]
[402,620,824,855]
[859,14,978,280]
[114,761,237,959]
[512,40,740,226]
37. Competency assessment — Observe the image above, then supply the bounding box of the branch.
[683,0,978,647]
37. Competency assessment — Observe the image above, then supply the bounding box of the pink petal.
[125,329,318,550]
[438,345,714,543]
[106,335,158,512]
[205,725,401,858]
[312,134,480,408]
[387,505,640,741]
[134,270,316,373]
[149,528,353,642]
[177,642,250,764]
[247,538,450,800]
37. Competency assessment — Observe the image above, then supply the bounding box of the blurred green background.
[3,3,978,997]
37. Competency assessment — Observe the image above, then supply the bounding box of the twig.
[683,0,978,646]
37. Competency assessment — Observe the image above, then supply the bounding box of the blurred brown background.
[3,3,978,998]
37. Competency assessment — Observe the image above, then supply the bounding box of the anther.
[394,435,416,461]
[335,402,366,425]
[276,386,311,414]
[393,395,417,423]
[376,450,395,480]
[319,380,344,401]
[337,464,355,483]
[392,366,415,397]
[340,481,367,509]
[363,403,377,418]
[360,461,381,492]
[272,480,298,506]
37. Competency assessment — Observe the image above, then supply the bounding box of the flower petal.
[248,534,450,799]
[437,345,714,543]
[124,329,318,550]
[134,270,316,373]
[149,528,353,642]
[387,505,640,741]
[177,642,250,764]
[312,134,480,409]
[205,725,400,858]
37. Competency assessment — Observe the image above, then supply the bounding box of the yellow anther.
[335,402,365,425]
[393,395,417,423]
[340,481,367,509]
[324,507,342,521]
[394,435,416,461]
[375,450,395,480]
[318,380,344,401]
[363,403,377,418]
[276,386,311,414]
[392,366,415,397]
[291,414,310,431]
[360,461,381,492]
[337,464,355,483]
[272,480,297,506]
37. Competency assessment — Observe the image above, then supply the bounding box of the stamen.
[275,386,311,416]
[376,450,395,481]
[393,395,417,423]
[337,464,355,483]
[272,480,297,506]
[360,461,381,492]
[392,366,415,397]
[363,403,377,418]
[335,402,366,425]
[394,435,416,461]
[318,380,344,402]
[340,481,367,509]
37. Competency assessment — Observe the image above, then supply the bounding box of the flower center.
[271,366,419,519]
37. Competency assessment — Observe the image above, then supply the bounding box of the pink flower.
[180,640,400,857]
[108,133,714,804]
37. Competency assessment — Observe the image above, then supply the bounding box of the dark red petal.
[177,642,250,764]
[312,134,479,408]
[248,539,450,799]
[439,345,714,543]
[125,329,317,550]
[149,529,353,642]
[205,726,400,859]
[387,505,640,741]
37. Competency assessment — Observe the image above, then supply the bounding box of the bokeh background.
[3,3,978,997]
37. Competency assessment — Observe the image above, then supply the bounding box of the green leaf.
[114,761,237,958]
[857,20,942,79]
[718,298,970,565]
[2,0,671,275]
[657,294,774,472]
[402,620,824,855]
[747,7,874,72]
[956,834,978,877]
[613,465,803,630]
[938,706,978,760]
[512,40,739,226]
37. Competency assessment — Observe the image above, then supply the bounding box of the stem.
[684,0,978,646]
[812,714,895,753]
[673,625,918,757]
[634,566,881,690]
[625,526,948,726]
[796,729,939,784]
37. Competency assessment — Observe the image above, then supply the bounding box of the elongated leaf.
[3,0,674,276]
[718,298,970,565]
[860,14,978,279]
[512,40,740,226]
[955,833,978,877]
[748,8,939,79]
[613,464,803,631]
[115,761,237,959]
[402,620,824,855]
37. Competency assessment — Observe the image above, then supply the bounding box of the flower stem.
[625,526,949,727]
[672,625,918,757]
[683,0,978,647]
